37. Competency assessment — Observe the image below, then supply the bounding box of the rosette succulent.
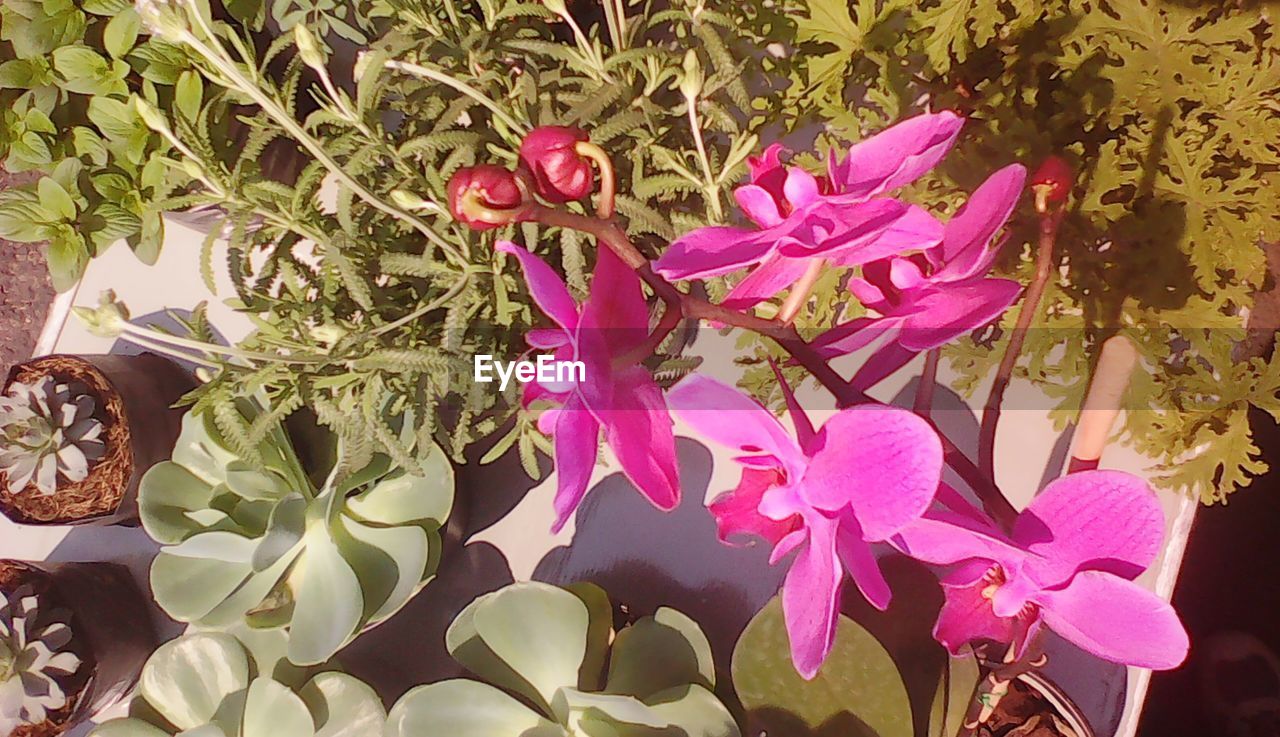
[89,632,385,737]
[0,585,81,734]
[386,582,740,737]
[138,403,454,665]
[0,377,105,495]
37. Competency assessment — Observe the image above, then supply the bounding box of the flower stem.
[777,259,825,325]
[978,209,1063,484]
[575,142,617,219]
[914,348,939,418]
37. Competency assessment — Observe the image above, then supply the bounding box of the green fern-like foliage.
[739,0,1280,502]
[145,0,771,463]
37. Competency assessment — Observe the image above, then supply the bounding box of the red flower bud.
[1029,155,1073,205]
[447,165,528,230]
[518,126,594,202]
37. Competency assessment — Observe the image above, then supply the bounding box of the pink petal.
[783,516,843,679]
[837,515,891,610]
[770,528,807,564]
[668,375,807,482]
[497,241,580,331]
[1033,571,1189,670]
[720,255,812,311]
[550,396,602,533]
[890,510,1025,569]
[580,247,650,356]
[709,467,797,545]
[1015,470,1165,585]
[798,406,940,539]
[784,167,822,209]
[827,206,944,267]
[735,184,785,228]
[776,199,917,264]
[598,366,680,512]
[898,279,1022,351]
[811,316,900,360]
[526,328,569,349]
[847,276,888,311]
[933,561,1018,656]
[653,226,778,280]
[748,143,787,181]
[771,360,815,448]
[828,111,965,200]
[935,164,1027,281]
[849,341,917,390]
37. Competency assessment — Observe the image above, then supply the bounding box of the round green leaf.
[732,597,912,737]
[299,672,387,737]
[140,633,249,731]
[88,718,172,737]
[151,553,253,623]
[139,462,221,544]
[103,9,141,57]
[641,685,740,737]
[606,607,716,698]
[386,681,566,737]
[285,529,363,666]
[241,677,314,737]
[335,514,429,623]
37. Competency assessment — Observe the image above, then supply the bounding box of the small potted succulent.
[88,631,386,737]
[0,559,155,737]
[385,581,740,737]
[138,401,455,666]
[0,353,194,526]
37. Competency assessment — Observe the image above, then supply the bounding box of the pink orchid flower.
[811,164,1028,389]
[891,471,1189,670]
[667,374,943,678]
[653,112,965,311]
[498,241,680,532]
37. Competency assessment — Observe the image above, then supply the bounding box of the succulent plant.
[88,631,385,737]
[0,584,82,734]
[138,402,454,666]
[0,377,105,495]
[385,582,741,737]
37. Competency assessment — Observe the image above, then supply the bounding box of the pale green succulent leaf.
[225,463,293,501]
[166,531,259,563]
[285,529,363,666]
[139,633,249,731]
[606,607,715,698]
[345,466,452,526]
[299,672,386,737]
[175,726,230,737]
[641,686,740,737]
[385,681,567,737]
[251,494,307,572]
[466,582,589,711]
[335,514,429,622]
[241,677,314,737]
[199,542,301,629]
[88,718,172,737]
[138,462,221,544]
[151,554,253,623]
[564,582,612,692]
[553,688,668,730]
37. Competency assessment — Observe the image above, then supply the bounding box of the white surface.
[0,216,1197,736]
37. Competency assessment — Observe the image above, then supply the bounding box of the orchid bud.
[518,126,594,203]
[1030,155,1073,213]
[679,49,703,101]
[447,165,529,230]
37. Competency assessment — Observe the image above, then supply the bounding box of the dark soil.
[979,679,1083,737]
[0,169,54,378]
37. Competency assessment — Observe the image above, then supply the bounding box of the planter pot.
[0,354,196,526]
[974,670,1095,737]
[0,559,156,737]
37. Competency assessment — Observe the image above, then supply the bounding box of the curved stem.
[914,348,939,418]
[978,210,1062,483]
[575,142,616,219]
[618,302,682,366]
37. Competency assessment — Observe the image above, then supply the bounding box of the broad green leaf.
[73,126,109,165]
[467,582,590,710]
[127,39,188,84]
[336,514,429,622]
[225,463,293,500]
[165,531,259,563]
[87,96,141,141]
[103,9,141,57]
[553,689,668,729]
[0,191,55,242]
[386,681,566,737]
[151,553,253,622]
[175,70,203,120]
[82,0,131,15]
[139,633,249,731]
[88,718,172,737]
[346,466,452,525]
[131,209,163,264]
[732,597,912,737]
[637,685,740,737]
[285,529,363,666]
[46,229,88,291]
[139,461,221,544]
[299,672,387,737]
[52,45,110,82]
[241,678,314,737]
[37,176,75,221]
[607,608,715,698]
[0,59,51,89]
[565,582,612,692]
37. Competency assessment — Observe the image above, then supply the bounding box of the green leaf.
[0,190,55,242]
[345,462,453,525]
[285,526,364,666]
[104,9,141,57]
[53,45,111,82]
[151,552,254,622]
[175,70,204,120]
[82,0,131,16]
[606,608,716,698]
[0,59,51,89]
[126,39,188,84]
[139,632,250,731]
[732,596,912,737]
[46,228,88,291]
[130,209,163,264]
[88,718,173,737]
[386,681,566,737]
[241,678,315,737]
[73,126,109,165]
[299,672,387,737]
[87,96,141,141]
[38,176,75,221]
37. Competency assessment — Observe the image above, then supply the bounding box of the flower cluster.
[449,112,1188,682]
